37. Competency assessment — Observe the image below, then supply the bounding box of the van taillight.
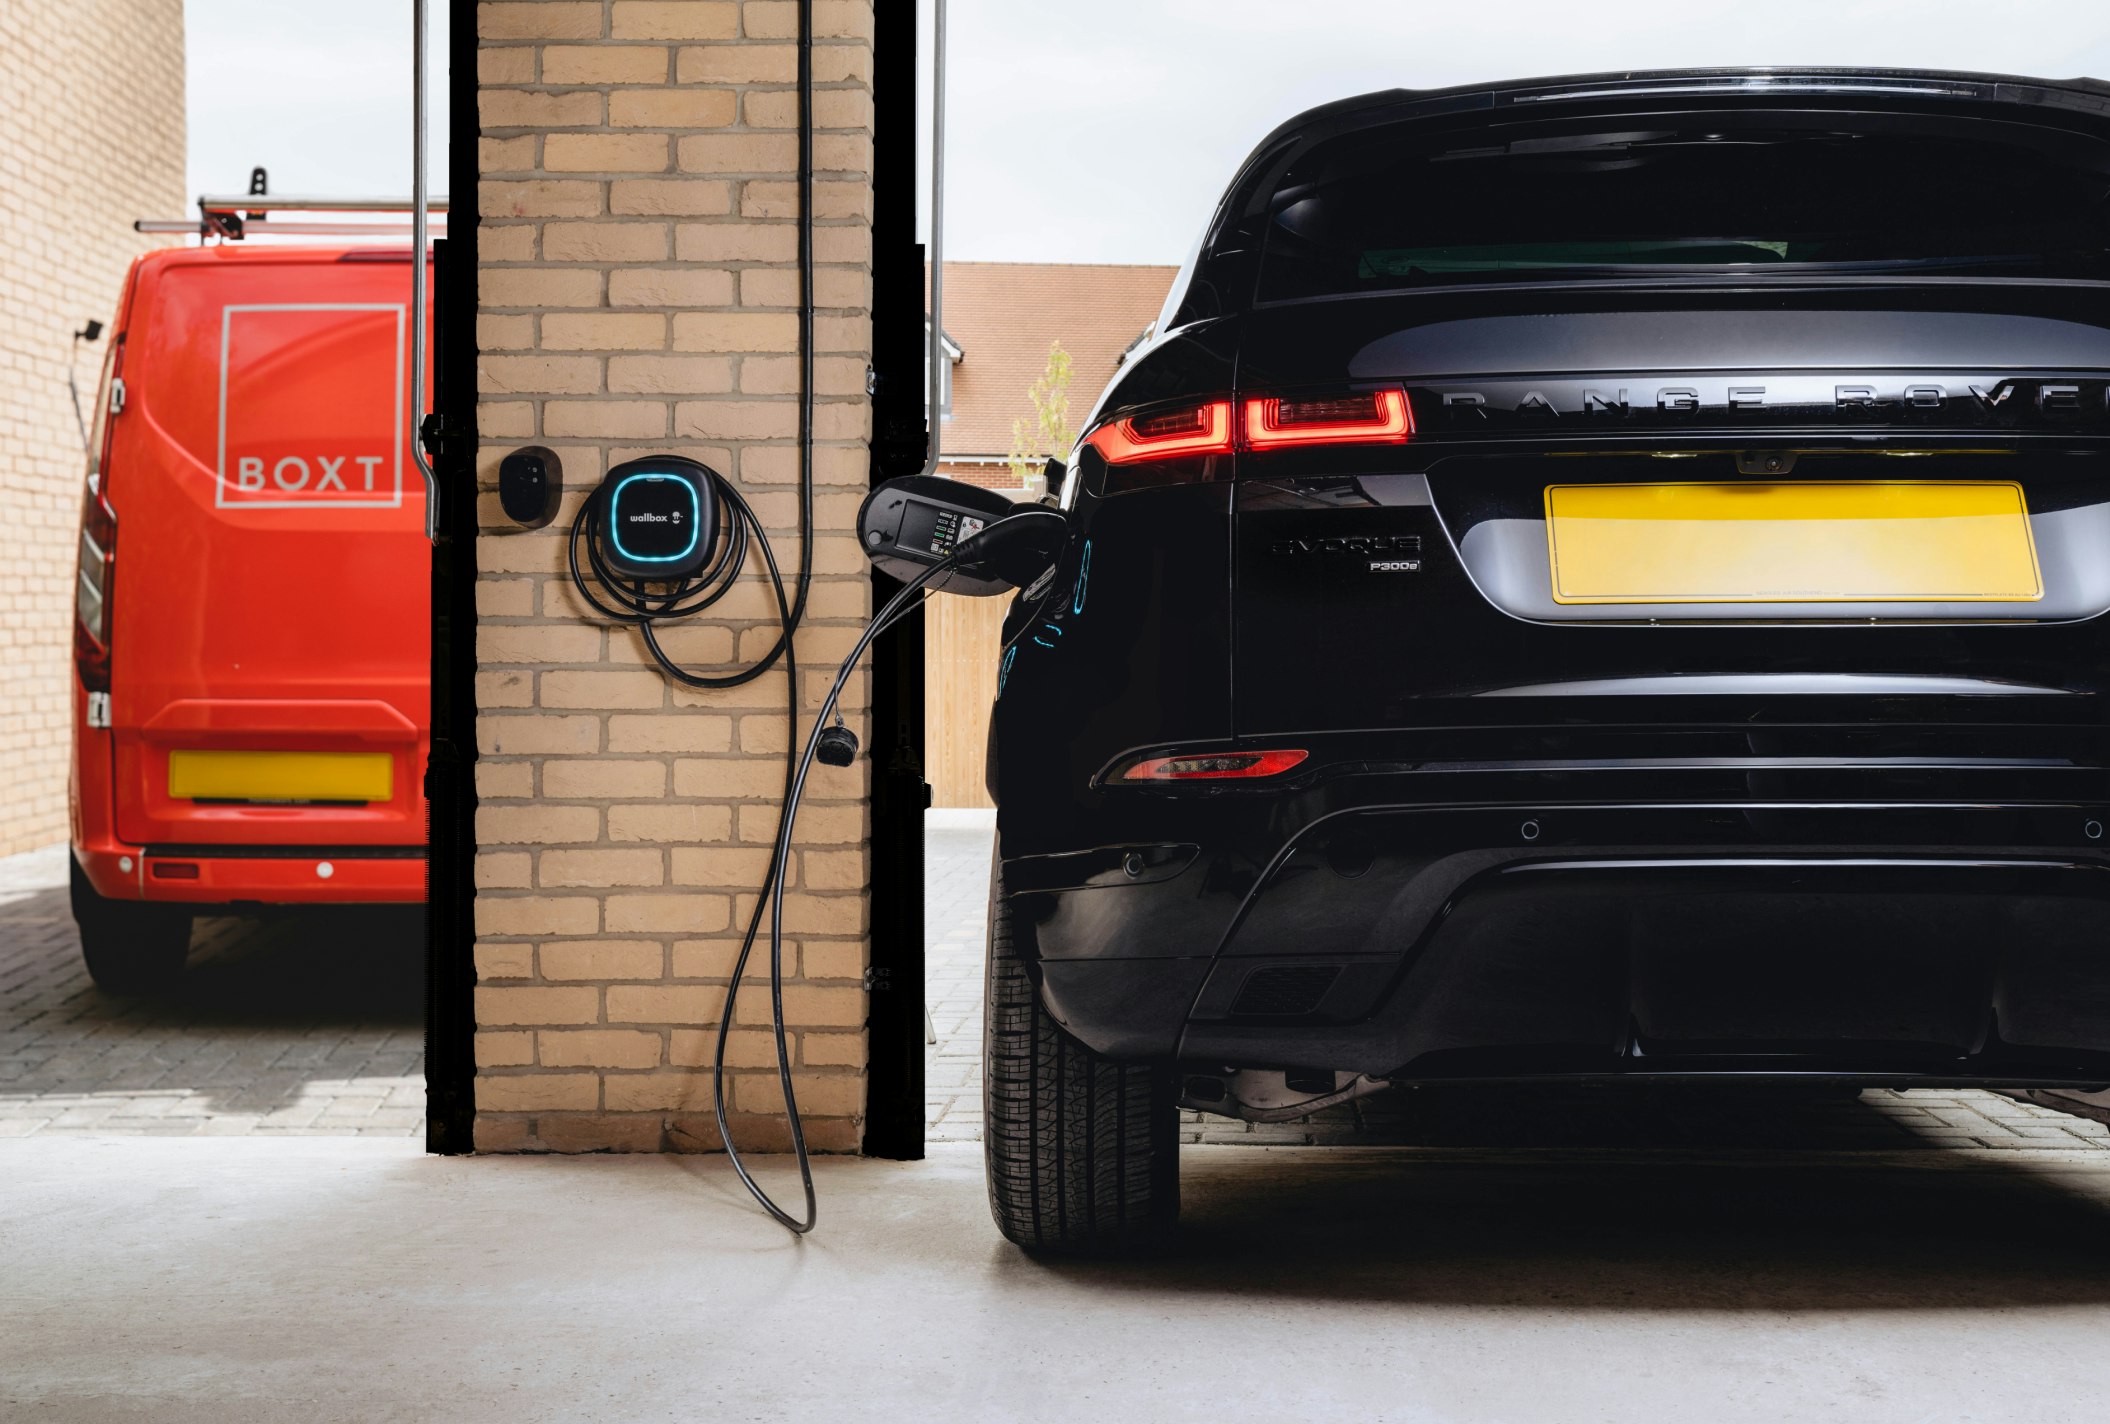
[74,487,116,694]
[1245,388,1412,449]
[1084,400,1236,464]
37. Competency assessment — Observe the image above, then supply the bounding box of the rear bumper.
[71,694,427,906]
[73,837,425,905]
[1016,797,2110,1086]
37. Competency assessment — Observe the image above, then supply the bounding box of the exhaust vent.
[1230,964,1342,1018]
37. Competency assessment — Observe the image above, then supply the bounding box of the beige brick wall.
[0,2,186,855]
[473,0,877,1153]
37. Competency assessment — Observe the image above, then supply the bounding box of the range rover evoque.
[972,69,2110,1251]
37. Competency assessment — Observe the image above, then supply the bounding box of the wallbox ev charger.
[599,460,715,580]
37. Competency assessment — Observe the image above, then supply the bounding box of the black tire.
[984,855,1179,1253]
[69,857,192,995]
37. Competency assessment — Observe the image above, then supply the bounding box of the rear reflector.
[1083,400,1234,464]
[151,862,200,880]
[1118,749,1309,782]
[1232,964,1343,1017]
[1245,388,1412,449]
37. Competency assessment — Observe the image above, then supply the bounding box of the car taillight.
[1244,388,1412,450]
[1117,749,1309,782]
[1083,400,1235,464]
[1084,389,1413,470]
[74,485,116,695]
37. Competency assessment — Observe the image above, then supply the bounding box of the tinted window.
[1256,120,2110,301]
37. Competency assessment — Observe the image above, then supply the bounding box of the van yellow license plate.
[1544,481,2044,604]
[168,751,393,803]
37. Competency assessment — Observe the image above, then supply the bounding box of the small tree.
[1005,341,1073,494]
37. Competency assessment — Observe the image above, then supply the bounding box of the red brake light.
[1084,400,1234,464]
[74,486,116,694]
[1244,388,1412,450]
[1119,749,1309,782]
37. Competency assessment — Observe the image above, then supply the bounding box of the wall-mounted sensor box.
[498,445,563,529]
[599,457,716,580]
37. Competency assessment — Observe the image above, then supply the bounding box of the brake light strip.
[1084,388,1413,465]
[1245,388,1412,449]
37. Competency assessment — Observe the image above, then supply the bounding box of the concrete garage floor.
[14,826,2110,1418]
[12,1135,2110,1423]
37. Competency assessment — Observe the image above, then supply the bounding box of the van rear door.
[102,248,430,855]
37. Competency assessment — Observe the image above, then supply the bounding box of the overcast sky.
[189,0,2110,260]
[186,0,450,206]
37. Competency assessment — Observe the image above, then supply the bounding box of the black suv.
[974,69,2110,1251]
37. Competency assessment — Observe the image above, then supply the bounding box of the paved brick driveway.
[7,824,2104,1153]
[0,844,424,1137]
[925,815,994,1142]
[921,814,2110,1152]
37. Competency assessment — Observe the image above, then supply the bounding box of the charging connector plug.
[815,721,859,767]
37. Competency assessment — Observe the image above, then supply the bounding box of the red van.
[69,244,432,992]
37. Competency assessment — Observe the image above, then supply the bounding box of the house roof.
[929,261,1178,462]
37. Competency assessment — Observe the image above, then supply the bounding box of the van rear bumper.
[74,838,425,905]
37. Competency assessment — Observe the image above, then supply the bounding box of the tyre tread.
[69,858,192,995]
[983,855,1175,1252]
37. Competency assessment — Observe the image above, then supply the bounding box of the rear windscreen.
[1256,118,2110,301]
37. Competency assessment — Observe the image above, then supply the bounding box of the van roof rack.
[136,195,452,241]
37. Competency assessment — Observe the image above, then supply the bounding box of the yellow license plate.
[168,751,394,803]
[1545,481,2044,604]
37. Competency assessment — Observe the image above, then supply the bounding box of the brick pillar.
[472,0,876,1153]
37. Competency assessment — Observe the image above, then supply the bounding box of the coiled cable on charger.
[568,470,793,688]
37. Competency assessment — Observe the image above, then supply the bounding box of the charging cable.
[568,467,809,1228]
[559,0,1009,1236]
[712,548,969,1230]
[570,498,1041,1233]
[555,0,838,1233]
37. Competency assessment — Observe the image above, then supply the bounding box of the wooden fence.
[922,594,1006,808]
